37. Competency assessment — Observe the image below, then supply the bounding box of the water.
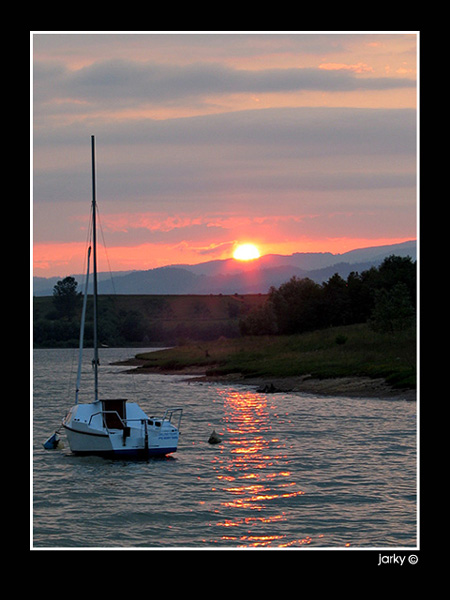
[32,348,417,549]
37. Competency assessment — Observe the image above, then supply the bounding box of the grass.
[136,323,416,389]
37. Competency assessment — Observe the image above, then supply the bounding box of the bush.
[239,302,277,335]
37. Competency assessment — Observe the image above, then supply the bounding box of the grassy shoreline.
[122,323,416,399]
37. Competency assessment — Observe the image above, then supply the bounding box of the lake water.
[32,348,417,549]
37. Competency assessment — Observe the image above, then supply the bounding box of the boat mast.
[91,135,99,402]
[75,245,91,404]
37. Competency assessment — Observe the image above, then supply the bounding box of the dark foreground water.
[32,348,417,549]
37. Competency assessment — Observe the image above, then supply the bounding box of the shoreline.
[116,359,416,401]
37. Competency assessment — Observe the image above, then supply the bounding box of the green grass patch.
[136,323,416,389]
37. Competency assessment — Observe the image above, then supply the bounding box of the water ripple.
[33,348,417,548]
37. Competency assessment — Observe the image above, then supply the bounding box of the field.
[33,293,267,347]
[133,323,416,390]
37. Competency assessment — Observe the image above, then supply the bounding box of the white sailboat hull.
[62,400,181,458]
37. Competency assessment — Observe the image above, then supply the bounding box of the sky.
[32,31,418,278]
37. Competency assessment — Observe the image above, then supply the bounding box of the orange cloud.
[319,62,373,73]
[33,242,88,276]
[99,212,207,234]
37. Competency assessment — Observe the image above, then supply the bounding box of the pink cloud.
[319,62,374,74]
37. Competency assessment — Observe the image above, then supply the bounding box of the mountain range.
[33,240,416,296]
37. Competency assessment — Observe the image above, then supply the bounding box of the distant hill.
[33,240,416,296]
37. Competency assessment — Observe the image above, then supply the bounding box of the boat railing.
[87,410,123,430]
[162,407,183,431]
[88,411,148,431]
[87,408,183,432]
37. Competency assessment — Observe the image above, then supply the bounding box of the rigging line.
[95,206,140,400]
[66,345,78,405]
[66,212,93,404]
[96,207,117,297]
[84,210,93,284]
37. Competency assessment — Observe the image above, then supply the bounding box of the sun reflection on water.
[208,388,309,547]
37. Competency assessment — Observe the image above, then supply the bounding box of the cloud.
[34,58,415,113]
[319,62,374,73]
[34,105,416,161]
[32,34,417,276]
[33,106,416,213]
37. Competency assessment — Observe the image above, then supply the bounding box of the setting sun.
[233,243,261,261]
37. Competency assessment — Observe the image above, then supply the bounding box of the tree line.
[34,254,416,347]
[239,255,416,336]
[34,282,250,347]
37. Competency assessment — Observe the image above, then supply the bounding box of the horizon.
[33,238,416,281]
[32,32,417,279]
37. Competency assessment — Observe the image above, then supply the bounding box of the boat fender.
[43,432,61,450]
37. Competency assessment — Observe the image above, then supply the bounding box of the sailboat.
[61,136,182,458]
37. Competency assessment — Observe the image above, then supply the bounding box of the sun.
[233,243,261,261]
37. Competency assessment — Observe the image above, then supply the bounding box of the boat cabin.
[102,399,127,429]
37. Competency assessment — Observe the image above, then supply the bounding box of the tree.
[377,255,416,307]
[52,276,81,319]
[369,283,415,333]
[269,276,323,334]
[321,273,351,326]
[346,271,373,323]
[119,310,144,342]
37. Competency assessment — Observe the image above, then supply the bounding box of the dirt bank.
[186,373,415,401]
[116,359,416,401]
